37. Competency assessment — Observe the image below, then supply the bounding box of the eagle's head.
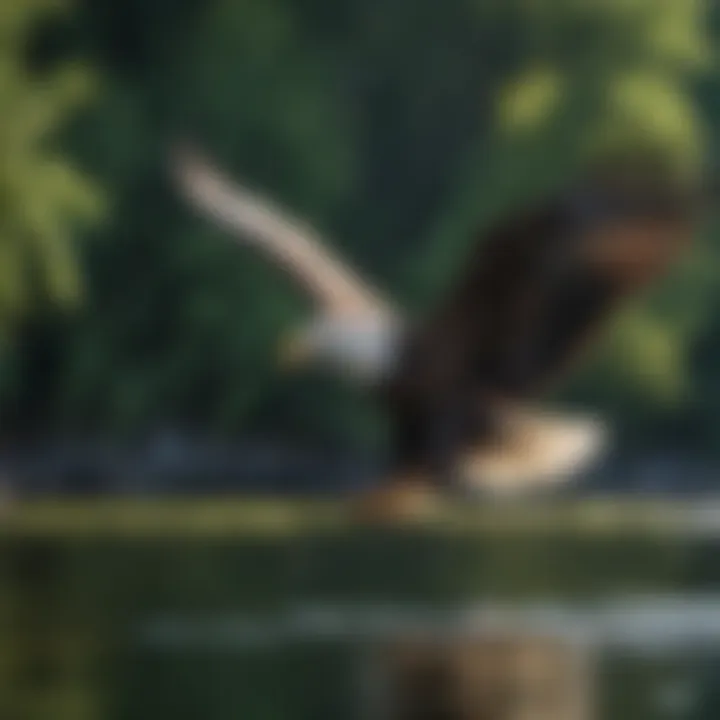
[277,316,402,385]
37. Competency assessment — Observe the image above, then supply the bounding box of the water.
[3,499,720,719]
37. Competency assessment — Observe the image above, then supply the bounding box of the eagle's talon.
[351,474,440,523]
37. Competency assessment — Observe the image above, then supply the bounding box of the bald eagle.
[171,146,701,512]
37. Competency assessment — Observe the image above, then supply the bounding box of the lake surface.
[3,499,720,719]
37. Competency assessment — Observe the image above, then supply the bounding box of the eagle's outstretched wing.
[170,144,394,320]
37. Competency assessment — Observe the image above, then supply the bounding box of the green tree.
[0,0,102,436]
[0,0,101,328]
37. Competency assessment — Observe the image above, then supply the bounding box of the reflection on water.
[130,599,720,719]
[3,502,720,719]
[137,596,720,653]
[119,637,718,719]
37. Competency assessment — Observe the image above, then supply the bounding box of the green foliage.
[0,0,102,329]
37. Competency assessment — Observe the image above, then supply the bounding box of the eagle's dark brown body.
[380,170,699,493]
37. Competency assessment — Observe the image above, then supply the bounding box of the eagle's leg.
[353,402,466,521]
[353,412,438,520]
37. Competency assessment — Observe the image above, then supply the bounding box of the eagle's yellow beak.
[277,331,312,371]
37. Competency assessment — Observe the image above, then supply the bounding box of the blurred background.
[1,0,720,495]
[4,1,720,718]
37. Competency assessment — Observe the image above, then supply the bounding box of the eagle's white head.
[278,315,402,385]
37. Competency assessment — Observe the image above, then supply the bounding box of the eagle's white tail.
[461,405,608,495]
